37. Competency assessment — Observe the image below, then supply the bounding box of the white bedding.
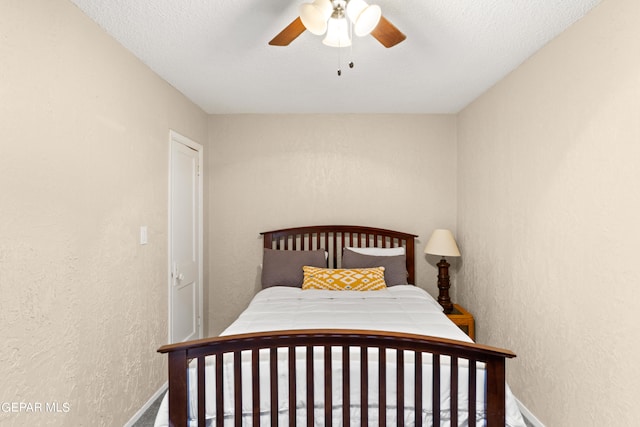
[155,286,525,426]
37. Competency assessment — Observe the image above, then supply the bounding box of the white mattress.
[155,286,525,426]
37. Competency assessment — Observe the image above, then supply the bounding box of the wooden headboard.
[261,225,418,284]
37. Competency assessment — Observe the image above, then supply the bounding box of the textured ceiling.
[69,0,601,114]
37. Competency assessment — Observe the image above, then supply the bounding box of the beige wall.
[457,0,640,424]
[207,114,457,335]
[0,1,207,425]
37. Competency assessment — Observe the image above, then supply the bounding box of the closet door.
[169,131,203,343]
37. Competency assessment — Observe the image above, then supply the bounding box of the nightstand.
[446,304,475,340]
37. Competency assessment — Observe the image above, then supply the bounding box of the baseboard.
[123,382,168,427]
[515,396,546,427]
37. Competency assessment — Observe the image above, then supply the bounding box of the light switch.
[140,226,148,245]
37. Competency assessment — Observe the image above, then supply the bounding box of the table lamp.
[424,229,461,314]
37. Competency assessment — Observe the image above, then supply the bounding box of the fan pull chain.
[349,20,355,70]
[336,21,355,76]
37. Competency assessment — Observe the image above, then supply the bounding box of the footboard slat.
[469,359,477,427]
[197,357,206,426]
[306,345,314,427]
[324,346,332,427]
[361,346,369,427]
[158,329,515,427]
[396,349,404,427]
[451,356,459,426]
[379,347,387,427]
[251,349,260,427]
[415,351,423,427]
[233,351,242,427]
[433,354,441,425]
[270,348,278,426]
[215,354,223,427]
[342,346,350,427]
[288,346,296,425]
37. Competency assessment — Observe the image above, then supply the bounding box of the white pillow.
[346,246,405,256]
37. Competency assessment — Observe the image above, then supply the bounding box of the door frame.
[168,130,204,343]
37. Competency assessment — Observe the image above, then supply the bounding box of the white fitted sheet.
[155,286,525,426]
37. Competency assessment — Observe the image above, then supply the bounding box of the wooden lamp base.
[436,257,453,314]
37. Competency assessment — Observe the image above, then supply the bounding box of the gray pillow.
[341,248,408,286]
[261,248,327,288]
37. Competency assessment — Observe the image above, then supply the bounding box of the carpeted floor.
[132,393,163,427]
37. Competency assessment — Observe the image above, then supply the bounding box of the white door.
[169,131,203,343]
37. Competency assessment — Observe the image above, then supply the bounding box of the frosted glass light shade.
[322,17,352,47]
[424,229,461,257]
[346,0,382,36]
[299,0,333,35]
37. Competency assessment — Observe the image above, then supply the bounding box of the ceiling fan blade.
[269,17,306,46]
[370,16,406,48]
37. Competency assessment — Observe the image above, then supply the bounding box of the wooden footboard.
[158,329,516,427]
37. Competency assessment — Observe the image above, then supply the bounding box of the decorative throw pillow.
[261,248,327,288]
[342,248,409,286]
[345,246,405,256]
[302,266,386,291]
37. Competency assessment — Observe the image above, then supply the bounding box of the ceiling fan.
[269,0,406,48]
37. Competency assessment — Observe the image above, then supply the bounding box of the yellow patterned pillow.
[302,266,386,291]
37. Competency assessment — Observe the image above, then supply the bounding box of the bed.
[155,225,525,426]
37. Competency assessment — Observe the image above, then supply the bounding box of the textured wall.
[207,114,457,335]
[457,0,640,424]
[0,1,207,425]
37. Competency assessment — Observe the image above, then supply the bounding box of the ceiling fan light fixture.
[346,0,382,36]
[299,0,333,35]
[322,16,352,47]
[268,0,405,49]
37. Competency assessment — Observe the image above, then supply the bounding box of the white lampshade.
[322,17,352,47]
[299,0,333,35]
[424,229,461,257]
[346,0,381,36]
